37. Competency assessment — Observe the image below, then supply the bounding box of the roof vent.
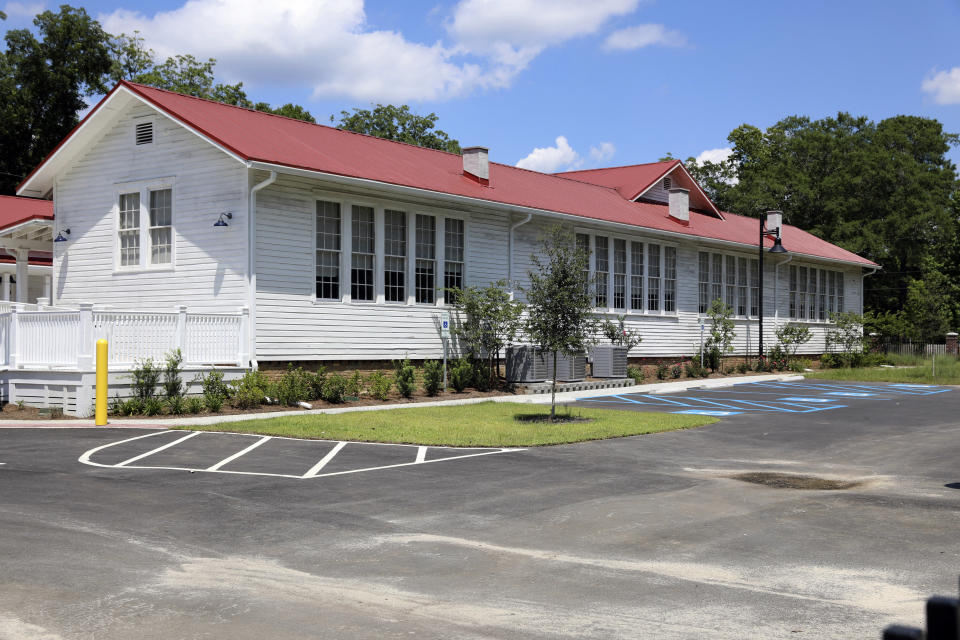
[462,146,489,186]
[663,176,672,190]
[135,121,153,146]
[668,187,690,224]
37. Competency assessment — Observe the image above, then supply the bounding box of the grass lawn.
[808,358,960,385]
[184,402,718,447]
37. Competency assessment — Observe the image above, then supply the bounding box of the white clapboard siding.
[53,101,248,313]
[254,176,863,362]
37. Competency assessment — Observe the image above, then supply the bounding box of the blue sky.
[5,0,960,170]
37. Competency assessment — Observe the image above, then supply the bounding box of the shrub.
[626,365,644,384]
[163,349,184,400]
[204,393,223,413]
[422,360,443,396]
[230,370,271,409]
[131,358,161,401]
[322,373,348,404]
[470,359,492,391]
[119,398,142,416]
[736,361,750,374]
[200,370,231,401]
[704,299,736,372]
[307,367,327,400]
[393,359,416,398]
[450,358,472,392]
[767,345,790,371]
[367,371,391,401]
[143,396,164,416]
[276,366,312,406]
[670,364,682,379]
[110,395,123,415]
[599,314,643,350]
[655,362,669,380]
[167,395,186,415]
[186,397,204,414]
[345,371,364,398]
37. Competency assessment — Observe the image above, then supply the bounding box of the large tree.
[0,6,113,194]
[333,104,461,153]
[684,113,960,327]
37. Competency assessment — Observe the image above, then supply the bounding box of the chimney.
[668,187,690,224]
[462,146,489,186]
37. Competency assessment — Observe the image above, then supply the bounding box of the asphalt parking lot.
[2,379,959,639]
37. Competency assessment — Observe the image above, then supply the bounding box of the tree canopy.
[683,112,960,340]
[333,104,461,153]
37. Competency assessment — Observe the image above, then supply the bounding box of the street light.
[758,210,788,360]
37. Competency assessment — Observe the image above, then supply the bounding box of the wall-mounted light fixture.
[213,212,233,228]
[54,228,71,242]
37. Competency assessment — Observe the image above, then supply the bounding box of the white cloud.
[694,147,733,165]
[516,136,582,172]
[921,67,960,105]
[602,23,686,51]
[3,1,44,18]
[589,141,616,163]
[98,0,647,103]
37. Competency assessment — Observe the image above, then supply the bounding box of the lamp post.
[758,210,787,360]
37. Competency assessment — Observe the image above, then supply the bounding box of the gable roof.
[17,81,877,268]
[0,195,54,232]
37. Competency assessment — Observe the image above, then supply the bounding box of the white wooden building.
[12,80,877,386]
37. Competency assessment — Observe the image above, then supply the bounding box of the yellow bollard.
[95,339,108,426]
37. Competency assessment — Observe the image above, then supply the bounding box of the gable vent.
[135,122,154,145]
[663,176,672,190]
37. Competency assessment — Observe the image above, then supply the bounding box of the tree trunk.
[551,351,558,419]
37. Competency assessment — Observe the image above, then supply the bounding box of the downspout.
[860,266,878,316]
[773,255,793,329]
[247,169,277,369]
[507,213,533,299]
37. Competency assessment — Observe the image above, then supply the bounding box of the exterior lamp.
[758,210,788,360]
[213,212,233,227]
[54,228,71,242]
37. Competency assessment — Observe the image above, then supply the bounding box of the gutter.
[508,213,533,298]
[247,168,277,369]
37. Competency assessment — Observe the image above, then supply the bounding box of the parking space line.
[206,435,272,471]
[302,441,348,478]
[116,432,200,467]
[415,446,427,464]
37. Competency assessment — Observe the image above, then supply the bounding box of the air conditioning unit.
[506,346,549,382]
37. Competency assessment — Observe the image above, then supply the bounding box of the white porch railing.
[2,303,249,370]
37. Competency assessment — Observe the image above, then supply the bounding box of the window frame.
[113,177,176,273]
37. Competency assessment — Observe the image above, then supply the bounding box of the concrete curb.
[0,373,806,428]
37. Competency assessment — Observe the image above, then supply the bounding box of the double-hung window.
[444,218,464,301]
[595,236,609,308]
[725,255,736,312]
[117,186,173,269]
[383,210,406,303]
[576,233,591,298]
[808,267,818,320]
[750,259,759,317]
[698,252,710,314]
[613,239,627,309]
[630,242,644,311]
[711,254,723,305]
[415,214,436,304]
[663,246,676,312]
[351,206,375,302]
[819,270,827,321]
[736,257,747,317]
[316,200,341,300]
[646,243,660,311]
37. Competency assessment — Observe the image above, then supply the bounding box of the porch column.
[1,274,9,301]
[14,250,28,303]
[43,276,51,303]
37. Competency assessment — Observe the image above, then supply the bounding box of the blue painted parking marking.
[673,409,742,416]
[577,392,846,414]
[779,397,835,403]
[824,391,875,397]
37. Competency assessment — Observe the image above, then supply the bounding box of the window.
[750,259,759,317]
[577,233,590,298]
[316,200,341,300]
[711,253,723,305]
[135,121,153,145]
[828,271,836,315]
[725,255,736,312]
[383,210,406,303]
[350,206,375,301]
[798,267,808,320]
[664,246,676,312]
[149,189,172,265]
[631,242,644,311]
[415,214,436,304]
[613,239,626,309]
[819,270,827,321]
[118,192,140,267]
[737,257,747,317]
[444,218,464,302]
[789,265,797,319]
[595,236,609,308]
[698,252,710,314]
[789,266,844,321]
[647,243,660,311]
[837,273,844,312]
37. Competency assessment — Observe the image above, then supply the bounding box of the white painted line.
[206,435,272,471]
[115,431,200,467]
[78,429,171,465]
[302,441,348,478]
[415,446,427,464]
[307,448,524,479]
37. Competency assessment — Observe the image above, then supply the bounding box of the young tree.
[825,311,865,366]
[704,299,736,372]
[447,279,524,379]
[333,104,461,153]
[524,225,594,418]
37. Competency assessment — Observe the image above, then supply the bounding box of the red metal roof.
[25,81,878,267]
[554,161,679,200]
[0,195,54,232]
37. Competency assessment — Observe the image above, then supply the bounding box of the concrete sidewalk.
[0,373,805,429]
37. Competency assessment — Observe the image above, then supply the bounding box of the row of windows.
[698,252,760,317]
[577,233,677,313]
[789,266,845,321]
[118,188,172,268]
[316,201,464,304]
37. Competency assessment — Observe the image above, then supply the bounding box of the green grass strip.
[808,360,960,385]
[182,402,717,447]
